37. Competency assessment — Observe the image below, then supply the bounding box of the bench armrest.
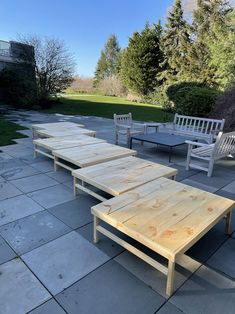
[115,124,132,129]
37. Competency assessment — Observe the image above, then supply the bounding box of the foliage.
[19,35,75,103]
[97,77,127,97]
[119,22,164,96]
[0,62,38,108]
[94,34,121,86]
[167,83,220,116]
[159,0,192,83]
[67,76,96,93]
[209,86,235,131]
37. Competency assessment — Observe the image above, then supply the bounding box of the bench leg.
[225,210,232,235]
[166,260,175,296]
[93,216,99,243]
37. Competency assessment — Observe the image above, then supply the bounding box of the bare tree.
[18,35,75,100]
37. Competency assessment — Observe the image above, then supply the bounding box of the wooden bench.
[164,113,225,143]
[53,142,137,172]
[92,177,234,296]
[32,122,84,138]
[72,156,177,201]
[186,131,235,177]
[33,135,106,159]
[36,127,96,139]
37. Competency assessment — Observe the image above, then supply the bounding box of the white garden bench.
[164,113,225,143]
[186,131,235,177]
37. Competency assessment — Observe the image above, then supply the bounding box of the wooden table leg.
[54,156,59,171]
[93,216,99,243]
[225,210,232,235]
[166,260,175,296]
[74,177,78,196]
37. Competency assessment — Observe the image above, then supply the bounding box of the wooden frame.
[32,122,84,138]
[53,142,137,172]
[35,127,96,139]
[33,135,106,159]
[72,156,177,200]
[91,177,234,296]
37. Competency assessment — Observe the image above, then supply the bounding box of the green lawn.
[43,95,173,122]
[0,115,27,146]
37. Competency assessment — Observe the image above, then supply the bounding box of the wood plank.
[32,122,84,130]
[36,128,96,138]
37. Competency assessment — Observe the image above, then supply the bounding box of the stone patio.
[0,109,235,314]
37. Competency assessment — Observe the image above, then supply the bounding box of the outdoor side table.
[144,122,164,133]
[91,177,234,296]
[36,127,96,138]
[32,122,84,138]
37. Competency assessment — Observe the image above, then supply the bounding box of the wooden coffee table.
[53,142,137,172]
[91,177,234,296]
[33,135,106,159]
[36,127,96,138]
[32,122,84,138]
[72,156,177,201]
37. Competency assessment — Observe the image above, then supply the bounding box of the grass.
[43,95,173,122]
[0,115,27,146]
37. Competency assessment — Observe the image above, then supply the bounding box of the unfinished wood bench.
[32,122,84,138]
[36,127,96,139]
[72,156,177,201]
[33,135,106,159]
[92,177,234,296]
[53,142,137,172]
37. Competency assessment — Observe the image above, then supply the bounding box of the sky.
[1,0,177,76]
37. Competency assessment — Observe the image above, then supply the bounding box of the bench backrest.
[173,113,225,141]
[213,131,235,158]
[114,113,132,126]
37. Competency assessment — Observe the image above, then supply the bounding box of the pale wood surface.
[32,122,84,130]
[33,135,106,151]
[36,127,96,138]
[92,177,234,261]
[54,143,137,168]
[73,156,177,196]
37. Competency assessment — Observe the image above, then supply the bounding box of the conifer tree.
[159,0,192,83]
[94,34,120,86]
[120,22,163,96]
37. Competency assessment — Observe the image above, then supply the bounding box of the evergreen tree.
[94,34,120,86]
[190,0,232,86]
[159,0,192,83]
[120,22,163,96]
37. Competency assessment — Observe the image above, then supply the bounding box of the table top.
[72,156,177,196]
[37,128,96,138]
[53,142,137,168]
[131,132,194,147]
[32,122,84,130]
[92,177,234,261]
[33,135,106,151]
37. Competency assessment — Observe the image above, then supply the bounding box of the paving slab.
[31,161,55,173]
[0,235,16,265]
[0,152,13,162]
[11,173,59,193]
[48,197,94,229]
[0,258,50,314]
[29,299,66,314]
[215,189,235,201]
[77,222,125,258]
[170,265,235,314]
[181,178,218,193]
[115,249,201,298]
[0,211,71,255]
[0,165,40,180]
[22,231,109,295]
[27,184,76,209]
[0,181,22,200]
[0,176,4,182]
[187,172,233,190]
[0,157,25,169]
[0,195,44,226]
[56,260,164,314]
[222,180,235,194]
[47,169,73,183]
[156,302,185,314]
[20,154,48,165]
[207,238,235,279]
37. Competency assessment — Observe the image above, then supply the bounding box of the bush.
[167,83,220,116]
[209,86,235,131]
[97,77,127,97]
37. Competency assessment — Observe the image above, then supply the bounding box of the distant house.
[0,40,35,71]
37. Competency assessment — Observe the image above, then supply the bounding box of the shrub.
[209,86,235,131]
[167,83,220,116]
[97,77,127,97]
